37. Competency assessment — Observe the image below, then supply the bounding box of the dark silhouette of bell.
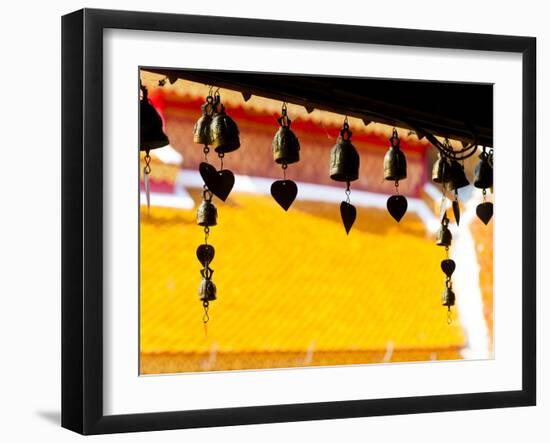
[272,116,300,165]
[199,278,217,302]
[384,130,407,181]
[193,101,213,145]
[432,153,451,184]
[445,160,470,192]
[329,124,360,182]
[473,150,493,189]
[436,216,452,247]
[140,87,169,151]
[384,146,407,181]
[210,103,240,154]
[441,287,456,308]
[196,199,218,227]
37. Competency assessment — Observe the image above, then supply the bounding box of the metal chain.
[202,301,210,324]
[144,152,152,175]
[345,181,351,204]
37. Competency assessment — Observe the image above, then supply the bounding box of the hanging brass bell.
[140,87,169,151]
[193,99,214,145]
[473,149,493,189]
[441,287,456,308]
[329,123,360,182]
[196,198,218,227]
[383,129,407,181]
[445,160,470,192]
[436,216,452,247]
[210,102,240,154]
[272,115,300,165]
[198,278,217,302]
[432,153,451,184]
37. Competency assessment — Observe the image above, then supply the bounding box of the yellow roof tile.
[140,191,465,357]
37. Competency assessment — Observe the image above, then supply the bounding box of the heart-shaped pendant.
[199,162,235,201]
[452,200,460,226]
[476,202,493,225]
[441,259,456,277]
[270,180,298,211]
[340,201,357,234]
[196,244,215,266]
[386,195,408,222]
[199,162,217,188]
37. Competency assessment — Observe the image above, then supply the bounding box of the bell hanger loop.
[390,127,399,146]
[213,87,221,110]
[279,102,291,127]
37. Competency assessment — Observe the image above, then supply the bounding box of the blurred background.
[139,70,493,375]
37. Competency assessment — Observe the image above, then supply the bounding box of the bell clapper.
[447,307,453,325]
[452,189,461,226]
[143,149,151,215]
[444,279,454,325]
[439,190,447,220]
[203,301,210,337]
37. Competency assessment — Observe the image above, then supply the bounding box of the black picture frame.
[61,8,536,435]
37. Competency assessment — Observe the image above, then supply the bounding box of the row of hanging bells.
[329,123,410,234]
[432,142,494,226]
[143,81,495,326]
[432,143,493,320]
[193,90,241,327]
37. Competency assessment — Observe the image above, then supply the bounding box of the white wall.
[0,0,545,441]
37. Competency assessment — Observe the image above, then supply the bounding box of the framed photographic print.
[61,8,536,435]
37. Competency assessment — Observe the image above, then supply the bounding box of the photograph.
[0,0,545,440]
[138,68,494,375]
[58,7,537,434]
